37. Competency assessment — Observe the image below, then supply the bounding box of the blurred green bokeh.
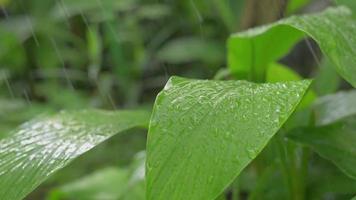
[1,0,355,199]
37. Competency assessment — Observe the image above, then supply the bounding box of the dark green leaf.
[146,76,311,200]
[228,6,356,87]
[308,158,356,198]
[0,109,149,200]
[288,117,356,179]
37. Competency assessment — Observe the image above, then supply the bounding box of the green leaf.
[51,0,136,20]
[313,90,356,125]
[288,117,356,179]
[335,0,356,17]
[286,0,310,15]
[266,62,316,109]
[228,6,356,87]
[49,167,130,200]
[307,159,356,198]
[313,58,341,96]
[146,76,311,200]
[49,151,146,200]
[0,109,149,200]
[156,37,224,65]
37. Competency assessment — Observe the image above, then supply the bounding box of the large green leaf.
[313,90,356,125]
[288,117,356,179]
[0,109,149,200]
[146,76,311,200]
[228,6,356,87]
[266,62,316,109]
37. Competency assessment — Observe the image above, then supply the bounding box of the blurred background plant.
[0,0,355,199]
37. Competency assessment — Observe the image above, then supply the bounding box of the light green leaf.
[156,37,224,65]
[335,0,356,17]
[313,58,341,96]
[288,117,356,179]
[286,0,310,15]
[49,151,146,200]
[136,4,171,20]
[0,109,149,200]
[266,62,316,109]
[51,0,136,20]
[146,76,311,200]
[313,90,356,125]
[49,167,130,200]
[228,6,356,87]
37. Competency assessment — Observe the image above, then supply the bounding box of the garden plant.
[0,0,356,200]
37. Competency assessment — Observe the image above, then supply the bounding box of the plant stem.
[275,135,297,199]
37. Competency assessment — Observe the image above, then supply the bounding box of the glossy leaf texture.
[0,109,149,200]
[266,62,316,109]
[288,117,356,179]
[146,76,311,200]
[228,6,356,86]
[313,90,356,125]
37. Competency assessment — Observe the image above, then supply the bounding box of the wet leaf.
[146,76,311,200]
[266,62,316,109]
[313,90,356,125]
[0,109,149,200]
[288,117,356,179]
[228,6,356,87]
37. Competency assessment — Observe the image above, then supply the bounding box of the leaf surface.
[228,6,356,87]
[146,76,311,200]
[266,62,316,109]
[0,109,149,200]
[313,90,356,125]
[288,117,356,179]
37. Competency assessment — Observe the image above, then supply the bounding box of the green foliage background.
[0,0,356,199]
